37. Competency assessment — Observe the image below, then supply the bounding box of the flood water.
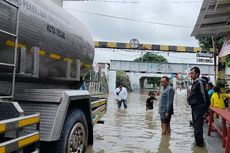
[86,89,222,153]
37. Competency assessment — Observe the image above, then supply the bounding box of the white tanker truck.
[0,0,107,153]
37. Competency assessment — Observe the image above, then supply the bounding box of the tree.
[147,77,161,88]
[134,52,167,63]
[116,70,132,91]
[134,52,167,88]
[198,35,224,51]
[198,35,225,85]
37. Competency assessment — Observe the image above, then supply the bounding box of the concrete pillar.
[172,77,177,90]
[139,77,144,93]
[108,71,116,93]
[127,72,140,92]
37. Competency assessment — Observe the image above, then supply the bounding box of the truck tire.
[54,109,88,153]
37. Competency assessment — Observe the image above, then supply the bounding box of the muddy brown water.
[86,89,222,153]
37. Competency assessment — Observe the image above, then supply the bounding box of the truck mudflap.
[0,114,40,153]
[91,98,107,125]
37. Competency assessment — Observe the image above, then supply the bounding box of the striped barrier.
[92,111,106,125]
[0,132,39,153]
[94,41,215,53]
[91,99,107,109]
[0,114,40,134]
[0,114,40,153]
[5,40,92,69]
[91,99,107,125]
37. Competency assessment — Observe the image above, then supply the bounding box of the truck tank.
[0,0,94,92]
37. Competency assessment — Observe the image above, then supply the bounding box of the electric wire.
[66,8,193,28]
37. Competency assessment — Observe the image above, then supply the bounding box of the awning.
[191,0,230,38]
[219,32,230,57]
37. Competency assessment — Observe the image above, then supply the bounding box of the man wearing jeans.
[115,84,128,109]
[188,67,209,147]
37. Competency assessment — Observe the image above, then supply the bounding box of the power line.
[66,8,193,28]
[152,51,196,59]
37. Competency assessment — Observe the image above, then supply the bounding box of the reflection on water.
[192,145,208,153]
[86,90,220,153]
[157,136,172,153]
[114,109,128,128]
[145,111,156,130]
[87,145,104,153]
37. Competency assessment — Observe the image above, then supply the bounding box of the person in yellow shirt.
[211,86,230,109]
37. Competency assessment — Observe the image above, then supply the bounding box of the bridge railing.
[110,60,215,75]
[208,101,230,153]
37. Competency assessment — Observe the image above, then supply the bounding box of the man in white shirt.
[115,84,128,109]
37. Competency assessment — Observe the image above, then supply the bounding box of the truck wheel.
[54,109,88,153]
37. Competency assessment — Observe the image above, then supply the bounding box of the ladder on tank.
[0,1,40,153]
[0,0,20,99]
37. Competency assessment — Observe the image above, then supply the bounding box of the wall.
[127,72,170,92]
[107,71,172,93]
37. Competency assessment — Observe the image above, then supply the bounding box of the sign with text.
[196,58,213,63]
[196,51,213,58]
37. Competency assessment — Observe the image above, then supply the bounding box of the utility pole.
[211,36,217,83]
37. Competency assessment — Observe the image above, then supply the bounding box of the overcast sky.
[62,0,210,65]
[63,0,202,47]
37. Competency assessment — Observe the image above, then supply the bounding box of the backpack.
[199,79,210,109]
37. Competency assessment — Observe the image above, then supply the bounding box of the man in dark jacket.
[188,67,209,147]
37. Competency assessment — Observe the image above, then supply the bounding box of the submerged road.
[87,89,224,153]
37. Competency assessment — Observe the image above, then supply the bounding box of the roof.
[191,0,230,38]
